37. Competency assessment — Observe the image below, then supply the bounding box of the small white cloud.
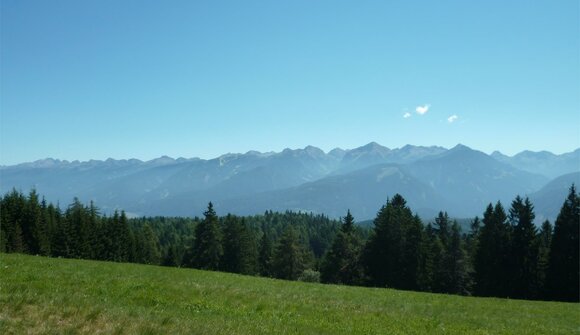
[447,114,458,123]
[403,112,411,118]
[416,104,430,115]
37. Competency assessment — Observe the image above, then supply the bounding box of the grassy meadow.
[0,253,578,334]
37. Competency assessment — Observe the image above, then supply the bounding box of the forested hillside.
[1,186,578,302]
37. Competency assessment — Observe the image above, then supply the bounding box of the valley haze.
[1,142,578,223]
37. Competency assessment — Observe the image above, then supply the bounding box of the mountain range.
[1,143,579,222]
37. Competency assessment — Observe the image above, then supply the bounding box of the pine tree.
[0,189,27,253]
[441,222,469,295]
[271,226,304,280]
[258,231,273,277]
[86,201,101,260]
[221,216,258,275]
[11,222,25,253]
[536,220,552,298]
[417,223,439,292]
[321,210,362,285]
[51,206,70,258]
[22,189,42,254]
[509,196,539,299]
[65,198,90,258]
[400,214,424,291]
[545,185,580,302]
[434,211,451,248]
[141,224,161,265]
[37,199,52,256]
[363,194,422,289]
[192,202,223,270]
[474,202,510,297]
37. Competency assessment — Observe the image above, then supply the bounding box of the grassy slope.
[0,254,578,335]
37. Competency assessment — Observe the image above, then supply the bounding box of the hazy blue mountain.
[217,164,449,220]
[491,149,580,179]
[335,142,445,173]
[0,146,340,215]
[337,142,392,173]
[216,145,552,220]
[529,172,580,223]
[1,143,577,220]
[404,145,549,217]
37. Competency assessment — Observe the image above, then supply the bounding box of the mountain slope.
[1,143,577,219]
[491,149,580,179]
[405,145,549,217]
[529,172,580,222]
[218,164,449,220]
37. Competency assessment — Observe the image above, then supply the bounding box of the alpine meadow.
[1,1,579,334]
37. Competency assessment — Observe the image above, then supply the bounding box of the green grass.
[0,254,578,334]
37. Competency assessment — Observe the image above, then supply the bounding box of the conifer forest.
[1,186,578,302]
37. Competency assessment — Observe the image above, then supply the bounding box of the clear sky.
[1,0,579,165]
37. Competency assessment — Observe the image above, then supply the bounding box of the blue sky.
[1,0,578,165]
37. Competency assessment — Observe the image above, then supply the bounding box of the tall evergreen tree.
[321,210,362,285]
[221,215,258,275]
[474,202,511,297]
[22,189,42,254]
[545,185,580,302]
[363,194,422,289]
[1,189,27,253]
[192,202,223,270]
[509,196,539,299]
[51,206,70,257]
[434,211,451,248]
[271,226,304,280]
[141,224,161,265]
[417,223,439,292]
[65,198,90,258]
[258,231,273,277]
[536,220,552,298]
[441,222,469,295]
[400,214,424,291]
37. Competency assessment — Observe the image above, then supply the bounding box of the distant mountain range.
[1,143,579,223]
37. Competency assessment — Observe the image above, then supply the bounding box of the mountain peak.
[147,156,176,166]
[363,141,388,150]
[304,145,325,156]
[450,144,472,152]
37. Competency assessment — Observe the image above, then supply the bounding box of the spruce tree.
[192,202,223,270]
[1,190,27,253]
[141,224,161,265]
[222,216,258,275]
[321,210,362,285]
[417,223,439,292]
[442,222,469,295]
[400,214,424,291]
[434,211,451,248]
[22,189,42,254]
[536,220,552,297]
[258,231,273,277]
[545,185,580,302]
[474,202,510,297]
[509,196,539,299]
[363,194,421,289]
[271,226,304,280]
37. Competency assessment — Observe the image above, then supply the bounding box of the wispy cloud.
[403,112,411,118]
[447,114,458,123]
[416,104,430,115]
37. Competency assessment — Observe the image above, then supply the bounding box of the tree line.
[1,186,577,302]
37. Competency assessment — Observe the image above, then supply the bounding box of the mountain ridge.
[1,143,578,221]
